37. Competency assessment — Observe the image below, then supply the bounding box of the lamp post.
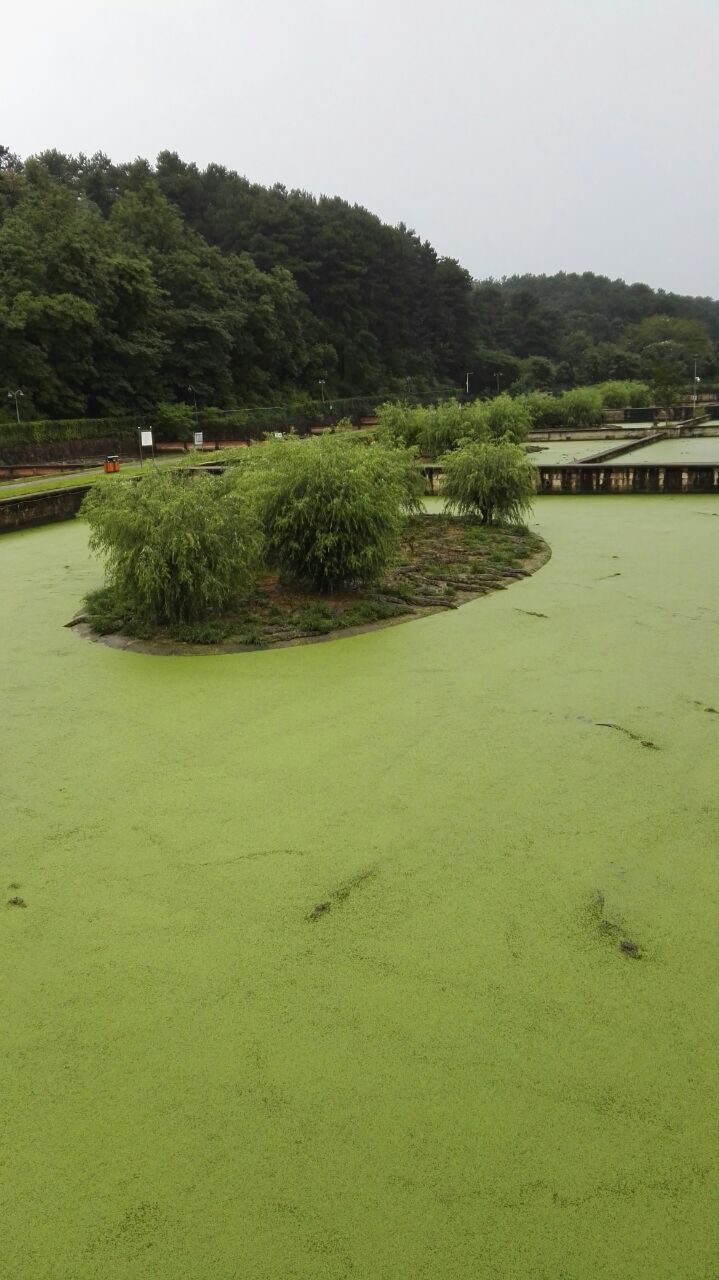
[465,371,473,396]
[8,389,24,423]
[693,355,699,408]
[187,383,199,426]
[318,379,326,404]
[493,372,503,395]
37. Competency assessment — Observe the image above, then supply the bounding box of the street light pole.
[187,384,199,426]
[318,379,326,404]
[693,355,698,407]
[7,389,24,423]
[493,372,503,394]
[465,371,473,396]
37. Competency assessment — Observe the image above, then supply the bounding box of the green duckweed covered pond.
[608,436,719,465]
[3,497,719,1279]
[526,439,627,464]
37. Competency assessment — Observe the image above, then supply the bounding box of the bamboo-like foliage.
[374,401,427,449]
[555,387,603,427]
[376,394,531,458]
[237,435,414,589]
[82,469,262,623]
[418,399,468,456]
[595,380,652,408]
[467,393,532,442]
[441,440,535,526]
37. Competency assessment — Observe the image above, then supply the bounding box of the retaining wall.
[0,485,89,534]
[536,465,719,495]
[423,463,719,497]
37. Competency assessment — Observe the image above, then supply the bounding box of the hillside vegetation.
[1,144,717,420]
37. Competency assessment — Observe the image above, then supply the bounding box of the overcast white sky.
[2,0,717,297]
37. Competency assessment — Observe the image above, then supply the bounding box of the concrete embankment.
[0,485,89,534]
[535,463,719,494]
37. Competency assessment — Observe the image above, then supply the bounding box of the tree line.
[1,144,718,420]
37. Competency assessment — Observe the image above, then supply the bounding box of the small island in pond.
[78,513,549,654]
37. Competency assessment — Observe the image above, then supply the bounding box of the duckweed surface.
[607,436,719,465]
[526,438,629,464]
[3,496,719,1279]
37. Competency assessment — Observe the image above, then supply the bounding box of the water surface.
[3,498,719,1279]
[527,439,622,464]
[613,436,719,465]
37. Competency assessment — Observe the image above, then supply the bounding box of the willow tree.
[441,440,535,526]
[239,435,416,589]
[82,469,262,623]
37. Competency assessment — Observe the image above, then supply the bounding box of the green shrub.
[465,393,532,442]
[595,380,652,409]
[374,400,426,449]
[441,440,535,525]
[82,585,131,635]
[240,435,408,589]
[518,391,562,429]
[376,398,469,458]
[82,468,262,624]
[418,399,468,457]
[337,600,407,627]
[292,602,336,634]
[368,443,425,515]
[556,387,603,427]
[151,401,195,442]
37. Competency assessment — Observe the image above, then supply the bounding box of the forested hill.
[0,146,474,419]
[472,273,719,390]
[1,144,718,420]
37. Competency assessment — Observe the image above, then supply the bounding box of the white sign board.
[140,430,153,448]
[194,431,204,448]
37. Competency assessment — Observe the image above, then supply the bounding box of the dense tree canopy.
[472,272,719,393]
[1,144,718,420]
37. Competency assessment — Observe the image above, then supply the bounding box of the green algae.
[526,439,633,464]
[613,436,719,465]
[2,496,719,1279]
